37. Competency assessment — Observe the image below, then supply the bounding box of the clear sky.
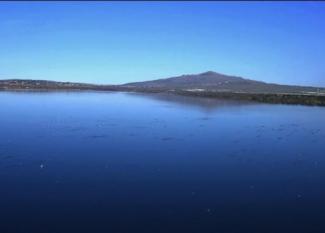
[0,2,325,86]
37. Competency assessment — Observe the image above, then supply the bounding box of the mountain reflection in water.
[128,92,259,112]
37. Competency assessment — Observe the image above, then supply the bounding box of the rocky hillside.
[124,71,325,95]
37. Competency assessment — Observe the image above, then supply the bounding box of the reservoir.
[1,91,325,233]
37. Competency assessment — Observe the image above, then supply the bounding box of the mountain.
[124,71,325,95]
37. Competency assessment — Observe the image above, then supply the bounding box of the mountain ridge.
[123,71,325,95]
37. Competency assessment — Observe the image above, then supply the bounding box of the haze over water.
[1,91,325,233]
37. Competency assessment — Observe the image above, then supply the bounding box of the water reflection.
[128,92,259,112]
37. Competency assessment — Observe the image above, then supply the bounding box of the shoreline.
[1,87,325,107]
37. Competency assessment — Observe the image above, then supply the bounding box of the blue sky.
[0,2,325,86]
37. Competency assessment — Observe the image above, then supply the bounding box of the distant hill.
[124,71,325,95]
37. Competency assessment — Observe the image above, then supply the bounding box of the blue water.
[1,91,325,233]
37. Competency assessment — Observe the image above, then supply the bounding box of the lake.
[1,91,325,233]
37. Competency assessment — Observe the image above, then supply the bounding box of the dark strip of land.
[1,78,325,106]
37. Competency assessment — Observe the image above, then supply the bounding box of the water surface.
[1,91,325,233]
